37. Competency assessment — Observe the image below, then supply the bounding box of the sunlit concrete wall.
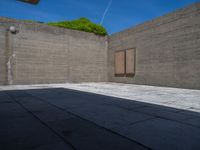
[108,2,200,89]
[0,18,108,84]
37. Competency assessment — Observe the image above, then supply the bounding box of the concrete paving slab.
[27,89,97,109]
[27,88,155,129]
[185,117,200,128]
[48,117,148,150]
[0,91,13,103]
[178,109,200,117]
[2,89,150,150]
[29,142,73,150]
[28,88,111,105]
[0,93,30,120]
[0,102,27,114]
[7,90,64,111]
[32,109,75,122]
[132,106,195,122]
[104,100,147,111]
[0,91,75,150]
[0,116,62,150]
[112,118,200,150]
[68,104,154,129]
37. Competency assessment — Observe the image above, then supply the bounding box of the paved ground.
[0,83,200,150]
[1,82,200,112]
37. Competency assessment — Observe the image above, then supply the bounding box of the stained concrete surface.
[0,84,200,150]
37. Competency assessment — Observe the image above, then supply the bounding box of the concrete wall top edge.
[0,17,107,40]
[109,2,200,39]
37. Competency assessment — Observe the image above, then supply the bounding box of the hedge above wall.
[47,18,108,36]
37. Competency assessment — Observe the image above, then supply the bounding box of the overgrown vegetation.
[22,20,44,23]
[47,18,107,36]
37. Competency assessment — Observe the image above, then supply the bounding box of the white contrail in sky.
[100,0,113,25]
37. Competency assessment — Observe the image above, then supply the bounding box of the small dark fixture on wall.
[18,0,40,4]
[115,48,136,77]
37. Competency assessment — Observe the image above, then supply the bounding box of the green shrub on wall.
[47,18,107,36]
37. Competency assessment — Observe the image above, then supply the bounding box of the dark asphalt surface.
[0,88,200,150]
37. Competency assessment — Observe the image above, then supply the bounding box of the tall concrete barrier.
[0,25,7,85]
[108,2,200,89]
[0,18,108,85]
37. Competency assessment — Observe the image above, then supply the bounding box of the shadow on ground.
[0,88,200,150]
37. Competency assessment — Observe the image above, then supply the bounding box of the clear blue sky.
[0,0,199,34]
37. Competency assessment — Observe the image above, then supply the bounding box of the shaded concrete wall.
[108,3,200,89]
[0,26,7,85]
[0,18,108,85]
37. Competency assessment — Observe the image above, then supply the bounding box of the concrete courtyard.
[0,83,200,150]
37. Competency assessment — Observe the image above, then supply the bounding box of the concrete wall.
[0,18,108,85]
[0,25,7,85]
[108,3,200,89]
[68,31,108,82]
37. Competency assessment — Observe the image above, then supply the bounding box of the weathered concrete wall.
[68,32,108,82]
[108,3,200,89]
[0,18,108,85]
[0,26,7,85]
